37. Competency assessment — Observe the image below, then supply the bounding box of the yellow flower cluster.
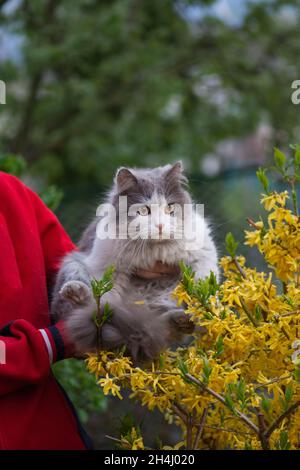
[245,191,300,282]
[119,427,145,450]
[87,189,300,450]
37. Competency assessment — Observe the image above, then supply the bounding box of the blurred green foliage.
[53,359,107,423]
[39,185,64,212]
[0,0,300,188]
[0,153,27,176]
[0,153,64,211]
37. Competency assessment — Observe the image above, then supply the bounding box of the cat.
[51,162,219,363]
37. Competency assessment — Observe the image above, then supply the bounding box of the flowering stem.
[240,298,258,328]
[201,424,253,437]
[95,296,102,360]
[265,400,300,439]
[232,256,259,327]
[184,373,260,435]
[105,435,151,450]
[246,218,261,230]
[233,257,247,279]
[275,310,300,318]
[253,374,291,390]
[289,178,299,217]
[274,315,290,340]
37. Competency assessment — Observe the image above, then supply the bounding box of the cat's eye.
[137,205,150,216]
[165,203,175,215]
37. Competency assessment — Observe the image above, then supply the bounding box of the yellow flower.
[261,191,289,211]
[87,183,300,451]
[98,375,123,399]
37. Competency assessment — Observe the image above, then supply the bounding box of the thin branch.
[289,178,299,217]
[265,400,300,439]
[105,435,123,444]
[274,310,300,319]
[253,374,291,390]
[172,403,188,424]
[186,415,193,450]
[246,218,261,230]
[193,408,208,450]
[240,298,258,327]
[233,257,247,279]
[201,424,254,437]
[185,373,259,435]
[105,435,151,450]
[274,315,290,340]
[257,412,270,450]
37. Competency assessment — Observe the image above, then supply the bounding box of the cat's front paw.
[60,280,92,305]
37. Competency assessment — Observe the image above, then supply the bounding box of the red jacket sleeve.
[27,186,76,287]
[0,174,76,397]
[0,319,74,397]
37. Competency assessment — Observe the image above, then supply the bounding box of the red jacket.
[0,172,92,450]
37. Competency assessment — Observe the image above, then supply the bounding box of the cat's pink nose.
[156,223,164,235]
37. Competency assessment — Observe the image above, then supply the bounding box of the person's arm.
[0,319,72,397]
[0,175,75,397]
[27,186,77,288]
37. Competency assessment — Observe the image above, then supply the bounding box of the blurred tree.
[0,0,299,188]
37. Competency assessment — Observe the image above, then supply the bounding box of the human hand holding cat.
[135,261,180,280]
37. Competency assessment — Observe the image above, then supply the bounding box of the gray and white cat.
[51,162,219,362]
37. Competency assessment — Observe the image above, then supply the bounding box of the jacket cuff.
[39,321,74,363]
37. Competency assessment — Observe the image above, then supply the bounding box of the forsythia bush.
[87,147,300,450]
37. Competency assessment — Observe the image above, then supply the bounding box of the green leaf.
[119,413,139,437]
[254,305,263,321]
[236,378,247,405]
[276,431,291,450]
[225,232,239,258]
[214,336,224,357]
[256,167,270,193]
[224,390,236,414]
[193,271,219,308]
[177,358,189,377]
[261,395,271,415]
[294,148,300,167]
[294,366,300,382]
[202,355,212,384]
[283,384,293,411]
[179,261,195,296]
[91,265,115,300]
[274,147,286,171]
[102,302,114,322]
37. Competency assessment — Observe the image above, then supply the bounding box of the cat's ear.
[116,168,138,192]
[165,161,187,185]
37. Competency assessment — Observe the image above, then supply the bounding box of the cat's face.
[112,162,192,242]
